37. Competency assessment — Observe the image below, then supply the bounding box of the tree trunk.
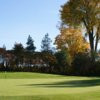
[89,31,95,62]
[95,25,100,52]
[95,35,98,53]
[83,19,95,62]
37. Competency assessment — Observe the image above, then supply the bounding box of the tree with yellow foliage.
[60,0,100,61]
[55,28,89,58]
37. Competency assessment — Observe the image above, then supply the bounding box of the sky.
[0,0,67,51]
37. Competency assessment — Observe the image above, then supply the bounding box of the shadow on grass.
[22,78,100,88]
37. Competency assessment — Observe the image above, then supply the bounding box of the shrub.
[72,52,91,75]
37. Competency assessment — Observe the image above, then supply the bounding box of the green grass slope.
[0,72,67,79]
[0,72,100,100]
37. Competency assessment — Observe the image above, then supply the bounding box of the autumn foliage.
[55,28,89,57]
[60,0,100,61]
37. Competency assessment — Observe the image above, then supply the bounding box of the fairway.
[0,72,100,100]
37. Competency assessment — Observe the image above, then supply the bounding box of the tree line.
[0,31,100,76]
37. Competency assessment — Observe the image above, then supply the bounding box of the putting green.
[0,72,100,100]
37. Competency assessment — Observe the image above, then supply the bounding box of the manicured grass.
[0,72,100,100]
[0,72,68,79]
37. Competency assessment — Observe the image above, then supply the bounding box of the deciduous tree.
[55,28,89,58]
[13,43,24,67]
[60,0,100,61]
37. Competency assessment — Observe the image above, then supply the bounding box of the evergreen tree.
[26,35,36,52]
[41,33,52,52]
[3,44,6,50]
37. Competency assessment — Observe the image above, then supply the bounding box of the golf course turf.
[0,72,100,100]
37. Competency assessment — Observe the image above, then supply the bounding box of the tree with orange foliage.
[55,28,89,58]
[60,0,100,61]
